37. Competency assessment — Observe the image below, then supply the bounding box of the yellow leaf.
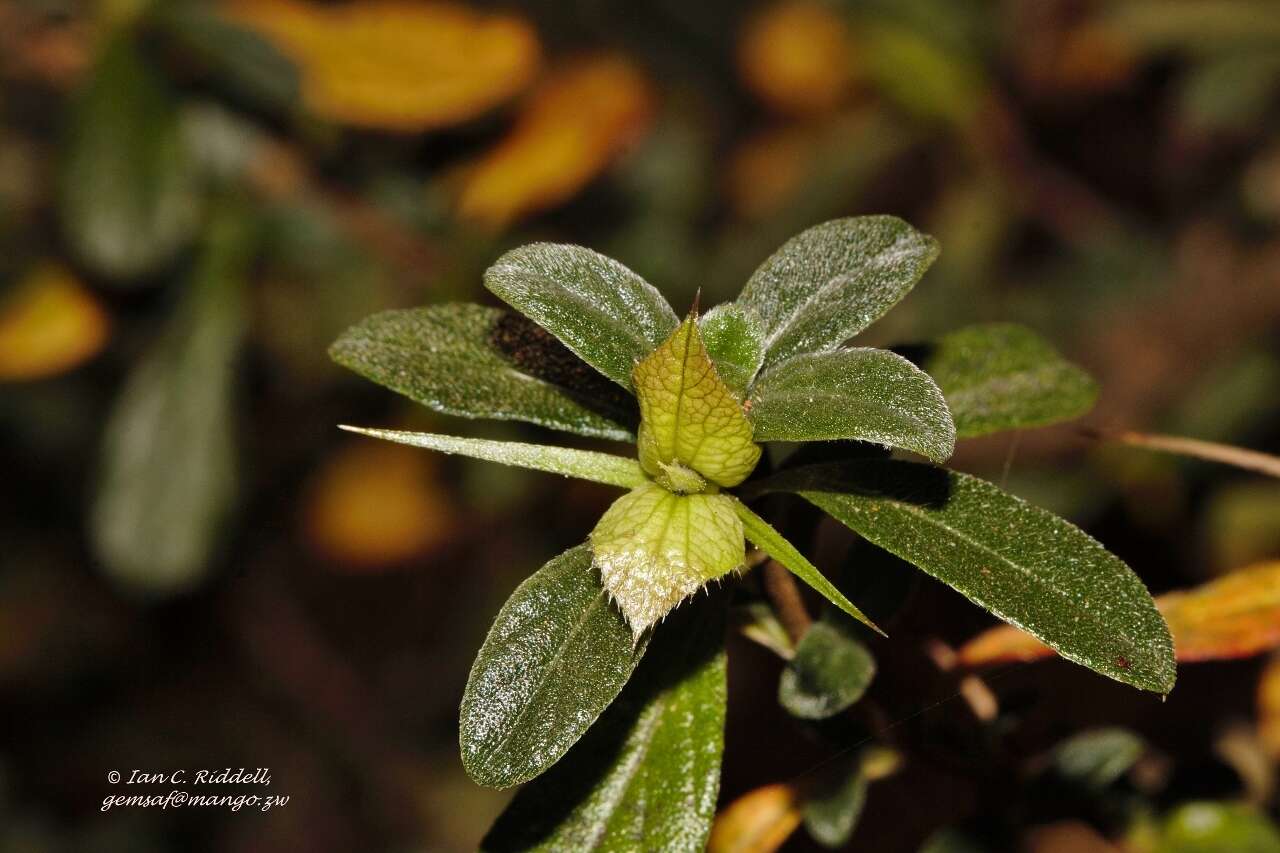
[303,441,453,570]
[959,561,1280,668]
[707,783,803,853]
[1259,652,1280,760]
[1162,561,1280,662]
[456,55,654,228]
[738,0,855,115]
[0,263,109,380]
[221,0,540,131]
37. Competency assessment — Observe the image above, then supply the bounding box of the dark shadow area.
[489,311,640,431]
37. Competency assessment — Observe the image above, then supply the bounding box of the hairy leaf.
[330,304,636,441]
[749,347,955,462]
[919,323,1098,438]
[337,427,646,489]
[485,243,678,390]
[731,497,881,635]
[736,216,938,370]
[634,316,761,488]
[60,39,200,281]
[753,461,1175,692]
[460,545,646,789]
[91,213,248,591]
[779,611,876,719]
[699,303,766,398]
[591,483,743,637]
[959,560,1280,667]
[482,596,726,852]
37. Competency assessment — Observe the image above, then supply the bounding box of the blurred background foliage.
[1,0,1279,850]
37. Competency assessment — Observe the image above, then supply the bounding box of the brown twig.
[761,559,813,645]
[1081,427,1280,479]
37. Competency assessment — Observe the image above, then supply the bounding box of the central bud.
[591,313,763,638]
[654,460,708,495]
[633,314,761,489]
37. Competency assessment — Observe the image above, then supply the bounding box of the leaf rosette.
[332,215,1174,847]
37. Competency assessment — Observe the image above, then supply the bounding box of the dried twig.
[761,559,813,645]
[1082,427,1280,479]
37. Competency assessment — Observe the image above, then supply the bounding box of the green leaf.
[330,304,636,441]
[731,497,882,635]
[779,611,876,720]
[919,323,1098,438]
[752,460,1175,693]
[156,2,300,112]
[90,210,248,592]
[337,427,646,489]
[803,754,868,848]
[60,38,201,282]
[749,348,955,462]
[699,303,765,398]
[482,595,727,852]
[485,243,679,391]
[1051,727,1145,790]
[735,217,939,370]
[634,316,761,488]
[1157,802,1280,853]
[591,483,744,637]
[460,545,648,789]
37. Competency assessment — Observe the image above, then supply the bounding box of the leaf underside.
[460,545,648,789]
[482,594,727,852]
[338,427,647,489]
[749,347,956,462]
[329,304,637,441]
[755,460,1175,693]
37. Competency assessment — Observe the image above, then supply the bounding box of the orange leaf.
[959,561,1280,668]
[1259,653,1280,760]
[303,441,454,570]
[738,0,855,115]
[455,54,655,229]
[0,263,109,381]
[221,0,540,131]
[708,783,803,853]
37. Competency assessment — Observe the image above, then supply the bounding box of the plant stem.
[1082,428,1280,479]
[762,560,813,645]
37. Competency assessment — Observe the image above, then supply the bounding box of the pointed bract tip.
[689,289,702,318]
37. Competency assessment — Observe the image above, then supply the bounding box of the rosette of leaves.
[331,216,1174,851]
